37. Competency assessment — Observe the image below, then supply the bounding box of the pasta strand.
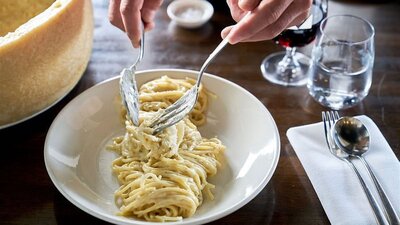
[108,76,225,222]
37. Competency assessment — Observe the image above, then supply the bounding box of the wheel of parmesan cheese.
[0,0,93,128]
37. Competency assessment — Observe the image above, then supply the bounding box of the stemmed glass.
[261,0,328,86]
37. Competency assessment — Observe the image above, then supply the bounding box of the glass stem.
[287,47,296,58]
[278,47,300,78]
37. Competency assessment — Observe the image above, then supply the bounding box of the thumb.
[221,25,234,40]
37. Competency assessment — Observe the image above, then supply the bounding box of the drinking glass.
[307,15,375,110]
[261,0,328,86]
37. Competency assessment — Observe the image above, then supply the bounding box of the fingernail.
[238,0,246,9]
[226,29,239,44]
[221,28,229,39]
[229,37,238,45]
[131,40,139,48]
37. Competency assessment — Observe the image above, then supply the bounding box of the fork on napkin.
[287,115,400,225]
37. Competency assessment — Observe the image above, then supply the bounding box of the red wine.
[273,5,327,48]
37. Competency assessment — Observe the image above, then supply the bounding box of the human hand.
[221,0,312,44]
[109,0,163,48]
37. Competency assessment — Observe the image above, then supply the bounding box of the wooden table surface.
[1,0,399,224]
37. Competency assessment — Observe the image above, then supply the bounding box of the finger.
[141,0,163,30]
[142,0,163,10]
[226,0,239,11]
[262,2,309,40]
[238,0,261,11]
[221,25,234,39]
[227,0,245,21]
[141,8,157,30]
[144,21,155,31]
[286,11,310,29]
[237,3,311,42]
[120,0,144,48]
[108,0,125,31]
[228,0,293,44]
[232,10,248,22]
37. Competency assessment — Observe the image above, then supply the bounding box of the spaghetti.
[108,76,225,222]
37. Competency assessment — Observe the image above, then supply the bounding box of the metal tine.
[152,115,182,134]
[322,111,331,148]
[161,87,194,115]
[327,111,339,130]
[151,103,189,128]
[326,111,333,136]
[149,88,195,128]
[322,111,340,149]
[152,103,193,134]
[151,93,197,134]
[331,111,340,122]
[326,111,331,130]
[327,111,335,150]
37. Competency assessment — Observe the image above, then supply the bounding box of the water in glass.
[307,15,375,110]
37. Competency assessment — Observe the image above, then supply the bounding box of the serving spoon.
[332,117,400,225]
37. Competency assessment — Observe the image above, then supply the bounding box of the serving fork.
[322,111,388,225]
[149,38,229,134]
[120,24,145,126]
[148,12,317,134]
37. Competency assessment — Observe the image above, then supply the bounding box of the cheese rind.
[0,0,93,126]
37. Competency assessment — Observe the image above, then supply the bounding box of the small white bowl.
[167,0,214,29]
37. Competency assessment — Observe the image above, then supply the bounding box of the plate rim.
[44,68,281,225]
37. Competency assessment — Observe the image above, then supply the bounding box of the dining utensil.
[322,111,388,225]
[149,38,229,134]
[119,24,145,126]
[44,69,280,225]
[333,116,400,225]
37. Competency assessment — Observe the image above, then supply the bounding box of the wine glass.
[261,0,328,86]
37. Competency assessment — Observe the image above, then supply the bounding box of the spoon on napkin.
[333,117,400,225]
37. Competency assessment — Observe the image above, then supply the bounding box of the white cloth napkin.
[287,115,400,225]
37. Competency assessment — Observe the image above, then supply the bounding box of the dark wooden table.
[1,0,399,224]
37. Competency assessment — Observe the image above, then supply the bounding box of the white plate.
[44,69,280,225]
